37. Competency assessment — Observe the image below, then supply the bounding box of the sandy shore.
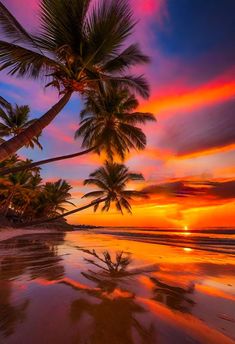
[0,227,59,242]
[0,229,234,343]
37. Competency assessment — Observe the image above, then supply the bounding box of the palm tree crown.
[0,97,42,149]
[0,169,34,216]
[0,0,149,97]
[75,85,156,160]
[33,179,75,218]
[83,161,147,213]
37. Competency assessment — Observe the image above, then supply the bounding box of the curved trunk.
[0,146,96,176]
[0,91,73,162]
[21,198,107,228]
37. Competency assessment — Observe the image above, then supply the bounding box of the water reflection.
[79,247,132,277]
[0,233,65,339]
[0,233,65,281]
[0,232,234,344]
[151,277,195,313]
[0,281,29,338]
[70,251,156,344]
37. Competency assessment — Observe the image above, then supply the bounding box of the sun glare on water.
[182,225,191,236]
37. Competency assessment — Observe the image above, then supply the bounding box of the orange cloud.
[140,80,235,115]
[174,143,235,159]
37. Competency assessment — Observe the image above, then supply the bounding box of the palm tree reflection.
[151,277,195,313]
[66,249,156,344]
[0,280,29,338]
[0,233,65,338]
[0,233,65,280]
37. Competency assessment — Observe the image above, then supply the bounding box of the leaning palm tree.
[0,97,42,149]
[22,161,147,226]
[0,0,150,161]
[0,85,155,175]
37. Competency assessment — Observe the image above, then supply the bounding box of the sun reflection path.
[181,225,191,236]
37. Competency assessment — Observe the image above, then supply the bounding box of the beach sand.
[0,229,234,344]
[0,227,59,242]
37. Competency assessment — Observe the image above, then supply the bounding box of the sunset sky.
[1,0,235,228]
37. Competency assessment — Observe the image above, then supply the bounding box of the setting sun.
[184,225,189,231]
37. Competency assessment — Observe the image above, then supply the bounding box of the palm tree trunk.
[2,190,15,216]
[20,201,29,219]
[21,198,107,228]
[0,91,73,162]
[0,146,96,176]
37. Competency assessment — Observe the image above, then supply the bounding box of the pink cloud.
[1,73,59,112]
[2,0,39,30]
[131,0,168,26]
[45,123,74,144]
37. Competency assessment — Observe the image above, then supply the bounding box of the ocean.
[93,227,235,255]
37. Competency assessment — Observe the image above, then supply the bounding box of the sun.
[184,225,189,231]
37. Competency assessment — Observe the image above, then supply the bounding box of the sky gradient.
[1,0,235,228]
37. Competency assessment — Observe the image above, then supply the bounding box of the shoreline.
[0,227,60,242]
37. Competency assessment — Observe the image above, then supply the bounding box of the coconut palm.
[13,172,42,218]
[76,84,156,160]
[23,161,147,226]
[82,161,147,213]
[0,170,33,216]
[0,0,150,161]
[0,153,19,171]
[31,179,75,219]
[0,85,155,175]
[0,97,42,149]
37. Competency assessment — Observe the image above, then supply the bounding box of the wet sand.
[0,230,234,344]
[0,227,58,242]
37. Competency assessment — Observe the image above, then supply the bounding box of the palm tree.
[13,172,42,218]
[23,161,147,226]
[0,0,150,161]
[0,170,33,216]
[43,179,75,216]
[0,96,42,149]
[31,179,75,219]
[0,85,155,175]
[76,84,156,160]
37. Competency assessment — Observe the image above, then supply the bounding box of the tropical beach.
[0,0,235,343]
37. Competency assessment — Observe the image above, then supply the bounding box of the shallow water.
[0,230,234,344]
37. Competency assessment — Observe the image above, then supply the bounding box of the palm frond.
[0,2,41,50]
[123,190,148,198]
[119,123,146,150]
[0,95,11,109]
[82,190,104,198]
[85,0,135,64]
[0,40,58,78]
[127,173,144,181]
[103,43,150,73]
[124,112,156,124]
[38,0,92,52]
[110,74,150,99]
[83,177,107,190]
[120,197,132,213]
